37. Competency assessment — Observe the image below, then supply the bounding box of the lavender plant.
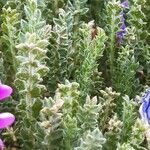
[126,0,149,85]
[75,23,107,97]
[45,7,73,95]
[14,0,51,148]
[1,4,19,85]
[56,81,80,149]
[43,0,67,24]
[104,0,121,82]
[116,119,146,150]
[77,96,101,132]
[39,81,106,149]
[103,114,123,150]
[99,87,120,132]
[40,97,64,149]
[120,95,137,143]
[113,46,138,96]
[45,0,88,96]
[113,45,139,113]
[74,128,106,150]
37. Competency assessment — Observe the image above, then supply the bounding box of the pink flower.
[0,139,4,150]
[0,83,15,149]
[0,113,15,129]
[0,84,12,100]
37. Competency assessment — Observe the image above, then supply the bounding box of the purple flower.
[116,14,126,44]
[121,0,129,8]
[0,84,13,100]
[116,1,129,44]
[0,139,4,150]
[0,83,15,149]
[0,113,15,129]
[139,88,150,125]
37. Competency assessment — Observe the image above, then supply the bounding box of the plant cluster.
[0,0,150,149]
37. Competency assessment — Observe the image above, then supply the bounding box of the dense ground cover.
[0,0,150,149]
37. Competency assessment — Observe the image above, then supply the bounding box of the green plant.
[45,0,88,96]
[103,114,123,150]
[99,87,120,132]
[74,128,106,150]
[75,23,107,97]
[14,0,51,148]
[104,0,121,82]
[1,4,19,85]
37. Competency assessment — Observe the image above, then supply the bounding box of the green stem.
[109,10,116,83]
[25,50,36,148]
[54,0,58,15]
[8,23,17,73]
[26,51,33,107]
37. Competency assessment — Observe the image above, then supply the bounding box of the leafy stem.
[109,10,116,79]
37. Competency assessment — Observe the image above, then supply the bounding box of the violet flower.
[139,88,150,125]
[0,83,15,149]
[121,0,129,8]
[0,84,13,100]
[0,139,4,150]
[116,0,129,44]
[0,113,15,129]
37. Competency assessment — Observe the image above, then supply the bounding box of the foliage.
[39,97,64,149]
[120,95,138,143]
[74,128,106,150]
[104,0,121,83]
[45,0,88,96]
[103,114,123,150]
[75,24,107,97]
[0,0,150,149]
[14,0,51,148]
[99,87,120,132]
[1,3,19,85]
[39,80,105,149]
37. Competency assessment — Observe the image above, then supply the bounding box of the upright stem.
[109,10,116,81]
[26,50,35,147]
[27,51,35,112]
[7,23,17,77]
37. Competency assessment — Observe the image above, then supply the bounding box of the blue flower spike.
[116,0,129,44]
[121,0,129,8]
[139,88,150,125]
